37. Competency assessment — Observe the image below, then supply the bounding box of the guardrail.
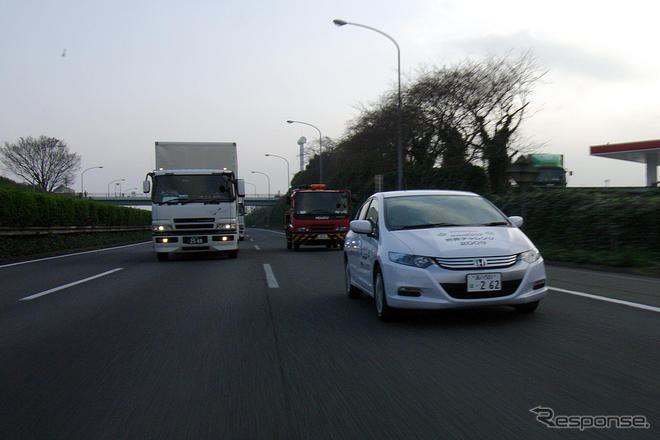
[0,226,150,237]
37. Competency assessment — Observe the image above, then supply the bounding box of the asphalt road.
[1,229,658,439]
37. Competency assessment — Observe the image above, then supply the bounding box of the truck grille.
[433,254,518,270]
[308,223,335,233]
[174,218,214,230]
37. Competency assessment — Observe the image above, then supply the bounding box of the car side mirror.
[508,216,523,227]
[350,220,373,234]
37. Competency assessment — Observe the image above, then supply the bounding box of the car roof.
[375,189,479,198]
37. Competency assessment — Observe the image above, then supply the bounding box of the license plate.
[316,234,328,240]
[466,273,502,292]
[183,236,207,245]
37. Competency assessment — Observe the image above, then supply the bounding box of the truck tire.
[228,250,238,259]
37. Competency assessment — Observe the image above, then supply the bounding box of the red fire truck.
[285,185,352,251]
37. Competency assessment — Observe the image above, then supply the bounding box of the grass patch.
[0,231,151,264]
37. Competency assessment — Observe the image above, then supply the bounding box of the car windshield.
[152,174,234,204]
[294,192,349,217]
[384,195,509,230]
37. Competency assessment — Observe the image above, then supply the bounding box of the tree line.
[291,53,544,202]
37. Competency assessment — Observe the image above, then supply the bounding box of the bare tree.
[1,136,81,192]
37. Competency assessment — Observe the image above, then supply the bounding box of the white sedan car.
[344,190,548,321]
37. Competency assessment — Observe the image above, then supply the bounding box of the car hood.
[388,226,535,257]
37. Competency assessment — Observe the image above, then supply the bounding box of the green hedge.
[0,185,150,227]
[489,189,659,267]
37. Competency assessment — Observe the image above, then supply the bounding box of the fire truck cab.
[285,185,352,251]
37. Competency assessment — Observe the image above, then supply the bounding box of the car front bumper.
[381,257,548,309]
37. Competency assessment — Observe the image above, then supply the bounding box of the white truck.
[143,141,245,261]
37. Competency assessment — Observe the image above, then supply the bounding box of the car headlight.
[520,249,541,263]
[152,224,172,232]
[389,252,433,268]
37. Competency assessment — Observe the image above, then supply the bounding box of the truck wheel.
[293,243,300,251]
[156,253,168,262]
[228,250,238,259]
[287,239,292,250]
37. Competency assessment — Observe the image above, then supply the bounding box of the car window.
[357,199,373,220]
[384,195,508,230]
[366,200,379,225]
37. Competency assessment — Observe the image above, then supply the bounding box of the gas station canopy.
[590,140,659,187]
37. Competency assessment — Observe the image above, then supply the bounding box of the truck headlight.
[388,252,433,268]
[217,223,237,231]
[336,226,348,232]
[520,249,541,263]
[297,226,309,232]
[152,224,172,232]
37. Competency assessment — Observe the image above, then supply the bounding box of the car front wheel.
[374,270,395,321]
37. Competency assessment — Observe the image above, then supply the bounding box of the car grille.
[433,254,518,270]
[441,279,522,299]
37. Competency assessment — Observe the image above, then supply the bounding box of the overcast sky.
[1,0,659,195]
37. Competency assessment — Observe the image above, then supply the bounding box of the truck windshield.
[535,168,565,186]
[152,174,234,204]
[294,192,349,218]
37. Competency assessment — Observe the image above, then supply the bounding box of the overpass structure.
[88,194,279,207]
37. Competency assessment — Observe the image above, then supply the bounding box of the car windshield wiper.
[481,221,509,226]
[397,223,459,230]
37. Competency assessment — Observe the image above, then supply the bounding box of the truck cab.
[285,185,351,251]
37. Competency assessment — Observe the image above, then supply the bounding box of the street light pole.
[250,171,271,197]
[265,153,291,188]
[81,166,103,196]
[287,120,323,184]
[333,18,403,190]
[107,178,125,197]
[244,181,257,196]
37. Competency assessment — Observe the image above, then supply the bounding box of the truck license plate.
[184,236,207,245]
[466,273,502,292]
[316,234,328,240]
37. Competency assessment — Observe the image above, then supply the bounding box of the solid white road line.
[1,242,150,269]
[263,264,279,288]
[19,268,124,301]
[550,286,660,313]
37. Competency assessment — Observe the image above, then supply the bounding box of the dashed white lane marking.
[20,268,124,301]
[254,245,261,251]
[1,242,150,269]
[550,286,660,313]
[263,264,279,288]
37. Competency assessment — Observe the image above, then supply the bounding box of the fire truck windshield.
[294,192,348,218]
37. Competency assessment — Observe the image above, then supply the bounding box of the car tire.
[156,253,168,262]
[374,270,395,321]
[344,260,361,298]
[514,300,539,313]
